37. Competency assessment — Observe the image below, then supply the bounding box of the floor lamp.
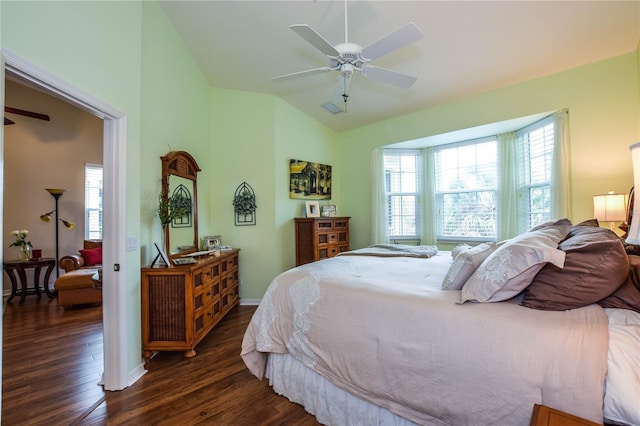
[40,188,75,279]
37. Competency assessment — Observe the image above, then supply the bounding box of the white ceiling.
[159,1,640,133]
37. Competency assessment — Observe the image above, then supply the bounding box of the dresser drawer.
[315,219,335,231]
[193,263,219,289]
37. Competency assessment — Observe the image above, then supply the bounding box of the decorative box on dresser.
[295,217,350,266]
[141,249,240,365]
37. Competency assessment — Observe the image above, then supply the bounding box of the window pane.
[440,191,496,238]
[85,164,103,240]
[384,151,420,238]
[518,120,554,233]
[435,139,497,239]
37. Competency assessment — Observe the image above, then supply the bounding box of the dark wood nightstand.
[530,404,601,426]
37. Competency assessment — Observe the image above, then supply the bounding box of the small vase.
[19,245,32,262]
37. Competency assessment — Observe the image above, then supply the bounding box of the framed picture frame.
[305,201,320,218]
[290,159,332,200]
[322,204,338,217]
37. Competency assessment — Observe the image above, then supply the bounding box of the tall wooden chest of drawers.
[141,249,239,365]
[295,217,350,266]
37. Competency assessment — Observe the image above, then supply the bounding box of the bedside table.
[530,404,600,426]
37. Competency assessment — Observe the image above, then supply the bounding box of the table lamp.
[627,142,640,244]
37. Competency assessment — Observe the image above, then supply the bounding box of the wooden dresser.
[295,217,350,266]
[141,249,239,365]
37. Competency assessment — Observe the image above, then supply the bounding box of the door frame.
[1,48,132,391]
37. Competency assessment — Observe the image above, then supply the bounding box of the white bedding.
[603,308,640,426]
[242,252,612,425]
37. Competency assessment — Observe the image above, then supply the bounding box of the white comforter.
[241,252,609,425]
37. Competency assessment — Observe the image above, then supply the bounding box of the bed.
[241,219,640,425]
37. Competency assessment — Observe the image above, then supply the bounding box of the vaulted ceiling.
[160,1,640,132]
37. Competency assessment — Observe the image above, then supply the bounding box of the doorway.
[1,49,132,391]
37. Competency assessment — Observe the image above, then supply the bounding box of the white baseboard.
[240,299,261,306]
[127,363,147,388]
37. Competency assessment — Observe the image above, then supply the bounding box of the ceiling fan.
[271,0,423,113]
[4,106,50,125]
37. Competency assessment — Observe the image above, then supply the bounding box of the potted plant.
[233,191,257,215]
[9,229,32,261]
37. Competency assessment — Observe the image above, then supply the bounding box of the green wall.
[1,0,144,379]
[337,53,640,250]
[0,0,218,382]
[140,1,211,256]
[209,89,337,301]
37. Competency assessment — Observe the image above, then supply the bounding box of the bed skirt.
[266,353,419,426]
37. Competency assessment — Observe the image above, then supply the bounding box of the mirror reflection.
[161,151,200,256]
[168,175,195,254]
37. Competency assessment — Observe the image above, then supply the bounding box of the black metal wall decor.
[170,183,193,228]
[233,182,257,226]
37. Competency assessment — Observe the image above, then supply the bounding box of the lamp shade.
[627,142,640,244]
[593,192,626,222]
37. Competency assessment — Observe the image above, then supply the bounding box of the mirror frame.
[161,151,201,257]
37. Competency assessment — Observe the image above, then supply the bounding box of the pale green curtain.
[551,109,571,219]
[371,148,388,244]
[497,132,518,240]
[421,147,436,245]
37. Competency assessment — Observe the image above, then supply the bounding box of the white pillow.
[451,244,471,259]
[442,243,499,290]
[603,308,640,426]
[459,219,572,303]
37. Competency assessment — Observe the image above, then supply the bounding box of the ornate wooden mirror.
[161,151,200,256]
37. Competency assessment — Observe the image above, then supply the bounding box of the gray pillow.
[442,243,499,290]
[460,219,572,303]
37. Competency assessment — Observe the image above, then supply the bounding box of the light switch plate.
[127,236,137,251]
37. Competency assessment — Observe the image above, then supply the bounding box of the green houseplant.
[158,190,190,225]
[233,191,257,215]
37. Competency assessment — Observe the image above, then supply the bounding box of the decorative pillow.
[598,255,640,313]
[451,244,471,259]
[79,247,102,266]
[575,218,600,228]
[442,243,500,290]
[459,218,572,303]
[521,227,628,310]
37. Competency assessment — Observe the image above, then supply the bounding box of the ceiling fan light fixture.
[271,0,423,111]
[322,102,343,114]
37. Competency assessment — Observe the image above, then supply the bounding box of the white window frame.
[384,150,421,242]
[434,137,498,242]
[85,163,103,240]
[516,116,555,234]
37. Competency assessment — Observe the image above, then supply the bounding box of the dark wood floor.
[3,298,319,425]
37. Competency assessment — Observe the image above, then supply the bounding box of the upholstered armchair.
[59,240,102,273]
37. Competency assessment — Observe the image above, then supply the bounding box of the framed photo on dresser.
[305,201,320,217]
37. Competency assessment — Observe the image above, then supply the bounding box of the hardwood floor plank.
[3,300,320,425]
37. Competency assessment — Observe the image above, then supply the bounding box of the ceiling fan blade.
[290,24,340,57]
[361,22,423,61]
[4,117,15,125]
[4,106,50,122]
[361,66,417,89]
[271,67,333,83]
